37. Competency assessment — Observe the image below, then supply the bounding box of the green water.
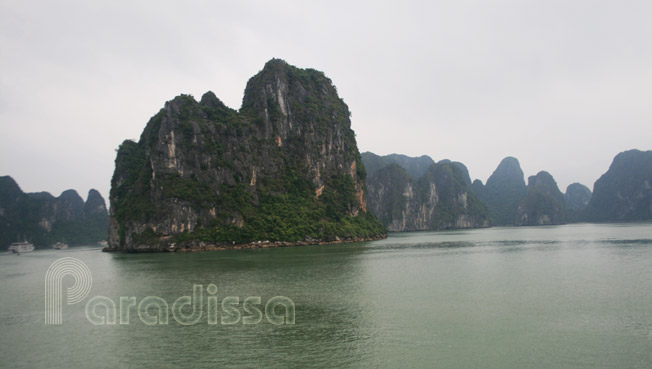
[1,223,651,368]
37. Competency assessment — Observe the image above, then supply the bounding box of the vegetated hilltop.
[108,59,385,251]
[363,154,489,232]
[515,171,567,226]
[0,176,108,249]
[472,157,528,226]
[585,149,652,221]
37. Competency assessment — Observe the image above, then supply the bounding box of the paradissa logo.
[45,257,295,326]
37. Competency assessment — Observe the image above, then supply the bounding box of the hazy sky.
[1,0,651,202]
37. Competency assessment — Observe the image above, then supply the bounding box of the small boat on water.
[51,242,69,250]
[97,240,108,247]
[8,241,35,254]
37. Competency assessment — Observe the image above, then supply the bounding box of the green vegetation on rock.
[586,149,652,221]
[365,158,489,232]
[565,183,592,222]
[108,59,386,251]
[361,152,435,180]
[472,156,528,225]
[0,176,109,249]
[515,171,567,226]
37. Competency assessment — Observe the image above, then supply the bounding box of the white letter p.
[45,257,92,325]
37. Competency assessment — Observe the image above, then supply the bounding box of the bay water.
[1,223,651,368]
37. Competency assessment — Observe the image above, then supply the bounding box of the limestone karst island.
[106,59,386,252]
[3,1,652,367]
[100,59,652,253]
[2,60,651,253]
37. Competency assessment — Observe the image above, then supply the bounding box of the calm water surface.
[1,223,651,368]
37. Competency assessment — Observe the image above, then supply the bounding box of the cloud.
[1,0,650,201]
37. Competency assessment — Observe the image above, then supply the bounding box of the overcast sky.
[1,0,651,202]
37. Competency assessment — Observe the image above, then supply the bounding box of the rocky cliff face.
[515,171,567,226]
[565,183,592,212]
[108,59,385,251]
[366,160,489,231]
[55,190,85,222]
[586,149,652,221]
[0,176,109,249]
[565,183,592,222]
[473,157,528,225]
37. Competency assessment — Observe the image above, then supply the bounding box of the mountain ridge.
[586,149,652,221]
[364,157,489,232]
[0,175,109,249]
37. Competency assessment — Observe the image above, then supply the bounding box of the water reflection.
[99,244,381,368]
[2,223,652,368]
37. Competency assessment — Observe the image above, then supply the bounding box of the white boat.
[51,242,69,250]
[97,240,108,247]
[8,241,35,253]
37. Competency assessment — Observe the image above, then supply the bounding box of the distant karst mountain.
[0,176,109,249]
[108,59,385,251]
[515,171,567,226]
[107,58,650,243]
[472,157,528,225]
[565,183,592,222]
[361,152,435,180]
[586,149,652,221]
[363,154,489,232]
[364,148,651,229]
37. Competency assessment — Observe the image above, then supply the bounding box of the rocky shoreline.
[102,234,388,253]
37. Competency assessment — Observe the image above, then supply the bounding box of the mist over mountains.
[363,149,652,231]
[2,142,649,249]
[1,58,649,248]
[0,176,109,249]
